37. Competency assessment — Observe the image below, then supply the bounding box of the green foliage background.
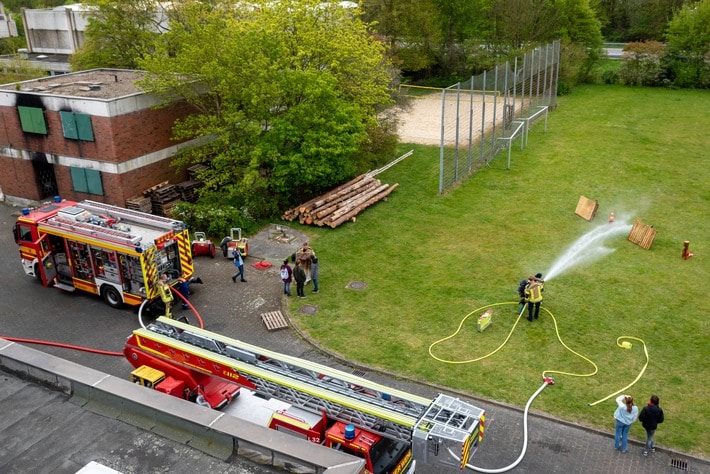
[286,85,709,456]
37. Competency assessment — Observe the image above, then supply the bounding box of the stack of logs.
[281,174,398,228]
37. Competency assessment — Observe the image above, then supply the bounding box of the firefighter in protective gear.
[524,273,544,322]
[158,274,174,319]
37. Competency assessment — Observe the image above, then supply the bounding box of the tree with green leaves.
[70,0,165,70]
[138,0,398,219]
[665,0,710,87]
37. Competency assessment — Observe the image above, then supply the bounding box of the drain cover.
[670,458,688,471]
[347,280,367,290]
[299,304,318,315]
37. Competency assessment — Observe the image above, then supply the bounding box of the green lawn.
[286,85,709,457]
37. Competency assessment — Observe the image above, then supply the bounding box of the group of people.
[613,394,665,456]
[517,273,544,322]
[227,240,319,299]
[280,242,319,298]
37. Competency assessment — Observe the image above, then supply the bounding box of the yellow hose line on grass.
[587,336,649,407]
[428,301,598,377]
[429,303,649,407]
[428,302,525,364]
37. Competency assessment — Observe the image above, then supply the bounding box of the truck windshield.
[369,437,409,474]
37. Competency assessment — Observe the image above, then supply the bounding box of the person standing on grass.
[310,255,319,293]
[294,260,307,298]
[524,273,544,322]
[613,394,638,453]
[639,395,664,456]
[280,259,293,297]
[516,278,529,314]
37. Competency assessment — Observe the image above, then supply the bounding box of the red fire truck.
[12,197,195,310]
[125,317,487,473]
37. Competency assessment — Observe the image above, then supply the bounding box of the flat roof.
[0,69,146,99]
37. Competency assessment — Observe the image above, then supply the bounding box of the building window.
[60,111,95,141]
[70,167,104,195]
[18,106,48,134]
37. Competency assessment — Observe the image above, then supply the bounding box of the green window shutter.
[75,113,94,141]
[70,166,89,193]
[85,169,103,195]
[60,111,94,141]
[18,106,48,134]
[70,167,104,196]
[60,111,78,139]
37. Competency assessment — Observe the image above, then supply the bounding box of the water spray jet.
[543,219,633,281]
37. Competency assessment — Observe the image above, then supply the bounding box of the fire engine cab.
[13,197,195,310]
[125,317,487,473]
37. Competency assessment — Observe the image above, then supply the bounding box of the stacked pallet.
[125,195,152,213]
[177,180,202,203]
[187,164,209,181]
[144,182,182,217]
[282,174,398,228]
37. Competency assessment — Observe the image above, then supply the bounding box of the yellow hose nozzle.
[620,341,632,349]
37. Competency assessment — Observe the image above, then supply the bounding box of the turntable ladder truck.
[13,197,194,310]
[125,317,486,473]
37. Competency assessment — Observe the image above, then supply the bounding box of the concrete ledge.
[0,338,365,473]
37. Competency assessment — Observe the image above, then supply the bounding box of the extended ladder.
[133,317,485,448]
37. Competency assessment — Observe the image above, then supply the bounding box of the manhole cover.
[299,304,319,315]
[347,280,367,290]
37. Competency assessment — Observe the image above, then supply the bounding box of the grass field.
[285,85,709,457]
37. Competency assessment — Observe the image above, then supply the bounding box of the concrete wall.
[21,6,89,54]
[0,337,365,474]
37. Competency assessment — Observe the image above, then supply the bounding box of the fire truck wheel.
[101,285,124,308]
[34,263,41,282]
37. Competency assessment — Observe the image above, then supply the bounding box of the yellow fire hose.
[429,302,649,472]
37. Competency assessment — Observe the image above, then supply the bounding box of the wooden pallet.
[575,195,599,221]
[628,220,657,250]
[261,310,288,331]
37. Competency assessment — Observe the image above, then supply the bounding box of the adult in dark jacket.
[294,260,307,298]
[517,278,528,314]
[638,395,664,456]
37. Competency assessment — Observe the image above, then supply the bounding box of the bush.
[171,201,257,240]
[617,41,666,86]
[601,70,619,84]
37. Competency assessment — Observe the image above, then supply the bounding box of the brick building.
[0,69,199,207]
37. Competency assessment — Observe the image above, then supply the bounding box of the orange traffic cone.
[609,210,615,223]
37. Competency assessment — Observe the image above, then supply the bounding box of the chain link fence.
[438,40,560,194]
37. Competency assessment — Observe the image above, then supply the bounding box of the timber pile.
[281,174,398,228]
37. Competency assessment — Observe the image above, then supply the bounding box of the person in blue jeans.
[310,255,319,293]
[232,252,246,282]
[177,273,190,309]
[638,395,664,456]
[613,394,638,453]
[280,259,292,296]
